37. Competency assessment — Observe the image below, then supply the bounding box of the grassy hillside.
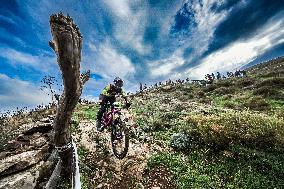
[69,57,284,188]
[129,58,284,188]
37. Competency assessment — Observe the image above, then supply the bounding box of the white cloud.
[82,40,138,95]
[103,0,151,55]
[84,78,108,92]
[104,0,131,18]
[5,0,284,101]
[87,41,135,80]
[149,50,185,78]
[146,2,284,81]
[145,0,229,81]
[88,42,98,52]
[0,74,51,112]
[0,47,57,73]
[186,18,284,79]
[180,0,228,56]
[0,48,39,66]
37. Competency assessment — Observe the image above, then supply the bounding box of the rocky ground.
[0,103,175,189]
[0,115,55,189]
[72,108,175,189]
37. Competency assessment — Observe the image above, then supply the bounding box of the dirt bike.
[100,101,130,159]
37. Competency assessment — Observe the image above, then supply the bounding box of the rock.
[0,144,49,177]
[47,115,55,120]
[38,122,53,127]
[23,124,52,135]
[39,117,52,123]
[6,140,29,151]
[34,160,55,188]
[18,123,37,135]
[16,134,31,142]
[16,132,41,142]
[30,136,48,148]
[0,161,45,189]
[7,133,46,151]
[0,152,14,160]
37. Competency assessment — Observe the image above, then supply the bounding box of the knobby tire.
[111,119,129,159]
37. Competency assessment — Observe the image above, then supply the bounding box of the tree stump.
[49,13,90,181]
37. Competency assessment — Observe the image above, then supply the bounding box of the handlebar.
[111,101,131,110]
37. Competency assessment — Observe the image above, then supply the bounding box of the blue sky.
[1,0,284,111]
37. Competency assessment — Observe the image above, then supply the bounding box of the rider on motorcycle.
[96,77,129,131]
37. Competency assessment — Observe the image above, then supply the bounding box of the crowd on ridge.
[138,69,247,93]
[205,70,246,84]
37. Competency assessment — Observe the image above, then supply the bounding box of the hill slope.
[72,57,284,188]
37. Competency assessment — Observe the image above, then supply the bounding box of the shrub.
[177,95,186,102]
[188,93,195,98]
[199,97,212,104]
[161,86,175,92]
[242,96,270,111]
[216,79,232,87]
[261,71,280,78]
[253,86,283,100]
[214,87,235,95]
[236,77,256,87]
[203,84,217,93]
[182,111,284,150]
[142,113,175,132]
[223,94,232,100]
[170,132,191,150]
[223,101,236,109]
[195,90,205,97]
[181,86,193,93]
[257,77,284,89]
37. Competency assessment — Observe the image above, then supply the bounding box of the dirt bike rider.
[96,77,129,131]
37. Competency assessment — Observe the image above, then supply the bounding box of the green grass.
[148,147,284,189]
[133,74,284,188]
[212,92,284,113]
[142,107,284,188]
[73,104,99,121]
[77,145,94,189]
[56,178,72,189]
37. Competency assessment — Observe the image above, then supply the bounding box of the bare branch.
[80,70,90,86]
[49,41,56,52]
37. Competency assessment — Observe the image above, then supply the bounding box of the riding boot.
[96,107,104,132]
[96,119,102,132]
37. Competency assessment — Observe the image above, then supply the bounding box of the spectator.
[217,72,221,80]
[139,82,143,92]
[211,73,215,80]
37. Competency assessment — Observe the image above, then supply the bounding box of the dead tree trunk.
[49,13,90,180]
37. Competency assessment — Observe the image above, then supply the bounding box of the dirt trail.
[73,110,168,189]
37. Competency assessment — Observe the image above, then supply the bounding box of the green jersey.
[101,84,126,97]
